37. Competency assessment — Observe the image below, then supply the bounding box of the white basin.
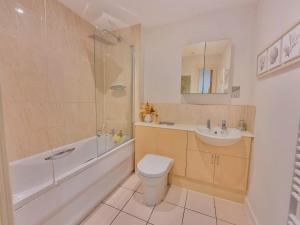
[195,126,242,147]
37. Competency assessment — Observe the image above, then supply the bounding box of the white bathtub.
[9,136,134,225]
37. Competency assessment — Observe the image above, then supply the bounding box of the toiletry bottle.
[239,120,247,131]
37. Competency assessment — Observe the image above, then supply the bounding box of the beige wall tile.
[0,0,97,161]
[47,126,66,149]
[24,102,49,131]
[0,0,18,35]
[46,103,65,127]
[150,103,255,132]
[1,0,139,161]
[27,129,50,157]
[228,105,247,128]
[245,106,256,132]
[2,102,30,160]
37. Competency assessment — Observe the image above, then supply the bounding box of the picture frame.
[257,50,268,75]
[267,39,282,70]
[281,23,300,64]
[257,21,300,78]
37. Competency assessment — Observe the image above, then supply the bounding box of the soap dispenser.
[238,120,247,131]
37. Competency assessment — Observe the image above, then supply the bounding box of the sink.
[195,126,242,147]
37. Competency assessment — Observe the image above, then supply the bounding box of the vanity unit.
[134,122,254,202]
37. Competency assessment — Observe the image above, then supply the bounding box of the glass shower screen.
[93,29,134,156]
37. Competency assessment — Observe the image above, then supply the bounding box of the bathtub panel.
[13,138,134,225]
[44,157,133,225]
[9,150,55,209]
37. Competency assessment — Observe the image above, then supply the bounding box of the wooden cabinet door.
[214,155,249,191]
[157,128,187,176]
[186,150,215,184]
[134,126,159,166]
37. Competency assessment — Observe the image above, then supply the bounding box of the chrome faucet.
[221,120,227,131]
[207,119,211,129]
[111,129,115,135]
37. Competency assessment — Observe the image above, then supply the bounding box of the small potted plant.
[139,102,157,123]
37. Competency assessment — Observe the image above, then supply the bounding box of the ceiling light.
[15,8,24,14]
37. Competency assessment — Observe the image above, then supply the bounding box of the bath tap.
[111,129,115,135]
[207,119,211,129]
[221,120,227,131]
[101,124,106,133]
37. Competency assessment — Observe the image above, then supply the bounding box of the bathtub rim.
[12,138,135,210]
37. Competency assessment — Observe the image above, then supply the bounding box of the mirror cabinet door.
[181,40,232,95]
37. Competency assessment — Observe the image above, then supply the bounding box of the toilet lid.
[137,154,173,178]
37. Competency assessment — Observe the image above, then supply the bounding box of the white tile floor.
[80,173,254,225]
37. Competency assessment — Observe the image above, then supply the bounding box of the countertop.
[135,122,254,138]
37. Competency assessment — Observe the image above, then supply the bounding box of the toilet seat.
[137,154,173,178]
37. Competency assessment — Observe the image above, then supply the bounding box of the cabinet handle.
[216,155,220,165]
[211,154,215,164]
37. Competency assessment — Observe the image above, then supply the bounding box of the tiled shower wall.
[0,0,96,161]
[152,103,256,132]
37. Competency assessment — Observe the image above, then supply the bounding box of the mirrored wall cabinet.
[181,39,233,104]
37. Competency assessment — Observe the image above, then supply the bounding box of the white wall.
[247,1,300,225]
[142,4,257,105]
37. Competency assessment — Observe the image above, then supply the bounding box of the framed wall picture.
[257,21,300,79]
[257,50,268,75]
[267,39,282,70]
[281,23,300,63]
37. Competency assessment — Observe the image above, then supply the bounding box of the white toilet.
[137,154,174,206]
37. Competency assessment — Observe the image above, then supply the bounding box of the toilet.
[137,154,174,206]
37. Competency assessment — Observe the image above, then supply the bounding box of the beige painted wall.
[142,4,256,105]
[0,0,96,161]
[248,0,300,225]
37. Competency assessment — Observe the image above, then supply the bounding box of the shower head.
[89,29,122,45]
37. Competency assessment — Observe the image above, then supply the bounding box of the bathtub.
[9,136,134,225]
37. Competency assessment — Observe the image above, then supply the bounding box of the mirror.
[181,39,232,94]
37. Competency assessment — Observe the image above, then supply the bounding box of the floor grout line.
[120,185,141,192]
[118,185,153,224]
[84,175,244,225]
[108,186,135,225]
[214,197,237,225]
[78,200,103,224]
[79,182,133,225]
[121,210,150,223]
[181,190,189,225]
[182,190,217,220]
[146,202,156,224]
[214,198,218,225]
[164,200,185,208]
[184,207,217,219]
[145,201,157,224]
[109,209,121,225]
[217,218,236,225]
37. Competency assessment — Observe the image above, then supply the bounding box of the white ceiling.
[59,0,258,29]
